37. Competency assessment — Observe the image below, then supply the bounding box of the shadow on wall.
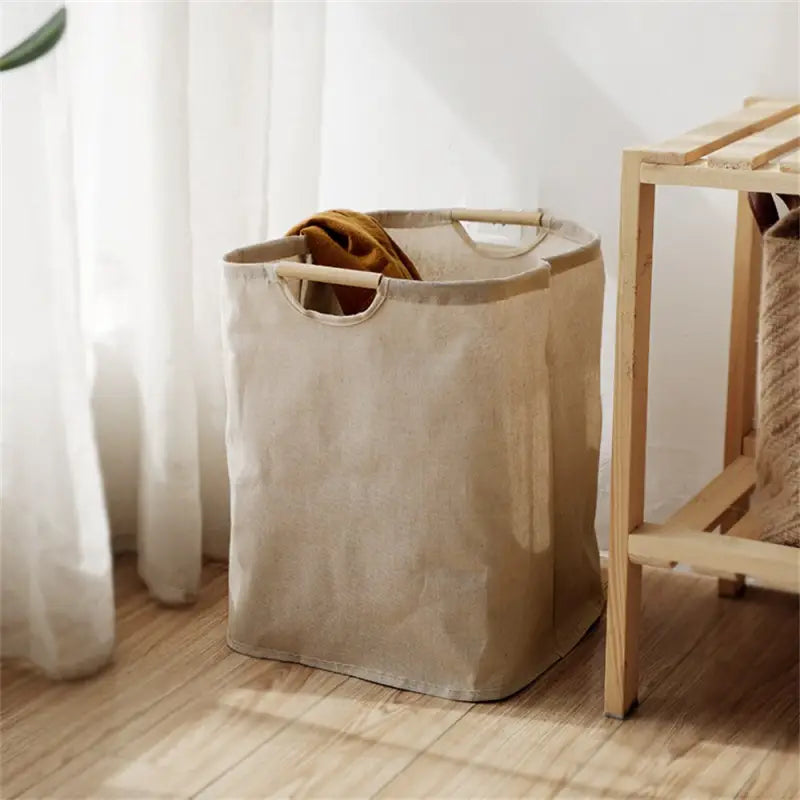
[333,1,743,546]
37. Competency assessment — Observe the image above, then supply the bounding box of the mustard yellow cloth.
[287,210,421,314]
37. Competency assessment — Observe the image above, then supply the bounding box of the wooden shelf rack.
[604,98,800,719]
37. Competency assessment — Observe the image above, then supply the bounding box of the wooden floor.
[1,558,798,799]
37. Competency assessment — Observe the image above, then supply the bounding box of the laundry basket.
[221,209,605,701]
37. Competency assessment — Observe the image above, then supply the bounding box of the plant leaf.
[0,7,67,73]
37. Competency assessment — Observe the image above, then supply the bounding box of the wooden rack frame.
[604,98,800,719]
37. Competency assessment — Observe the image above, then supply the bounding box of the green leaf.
[0,7,67,73]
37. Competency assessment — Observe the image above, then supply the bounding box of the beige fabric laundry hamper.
[221,209,605,701]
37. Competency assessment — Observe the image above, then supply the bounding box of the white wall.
[313,0,799,544]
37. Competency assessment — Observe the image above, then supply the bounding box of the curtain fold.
[1,0,326,676]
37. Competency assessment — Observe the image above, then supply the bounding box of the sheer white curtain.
[1,0,325,677]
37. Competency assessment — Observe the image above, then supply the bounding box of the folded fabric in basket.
[754,208,800,547]
[287,210,421,314]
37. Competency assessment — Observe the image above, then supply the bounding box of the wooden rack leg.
[719,192,762,598]
[605,152,655,719]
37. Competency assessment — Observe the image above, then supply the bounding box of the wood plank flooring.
[1,557,797,799]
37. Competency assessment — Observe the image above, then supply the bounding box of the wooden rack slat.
[638,100,800,166]
[663,456,755,532]
[628,525,800,594]
[726,509,763,541]
[707,115,800,170]
[639,161,800,193]
[778,149,800,174]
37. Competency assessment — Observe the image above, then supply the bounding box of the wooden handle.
[271,209,543,287]
[451,208,543,227]
[275,262,382,290]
